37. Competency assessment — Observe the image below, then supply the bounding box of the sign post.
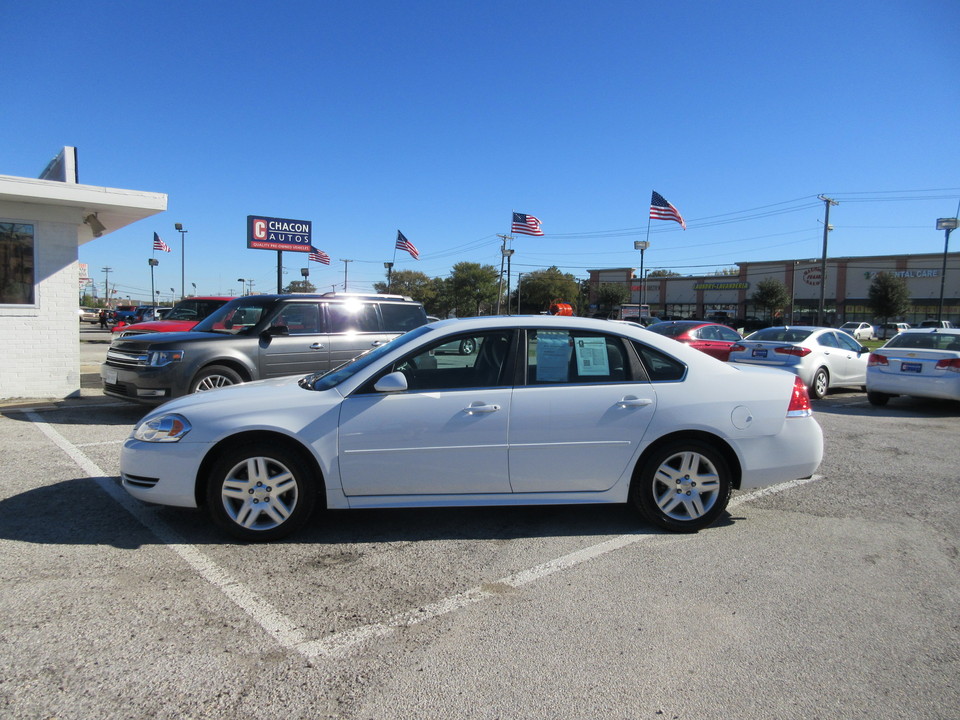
[246,215,313,293]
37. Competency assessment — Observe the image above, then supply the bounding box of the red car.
[112,297,234,336]
[645,321,743,361]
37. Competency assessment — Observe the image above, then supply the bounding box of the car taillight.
[774,345,812,357]
[729,344,746,353]
[935,358,960,373]
[787,376,812,417]
[867,352,889,367]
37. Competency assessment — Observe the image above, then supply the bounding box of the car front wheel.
[206,443,318,541]
[810,367,829,399]
[631,440,732,532]
[190,365,242,394]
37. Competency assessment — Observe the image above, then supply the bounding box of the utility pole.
[340,259,353,292]
[817,195,838,326]
[101,267,112,307]
[495,234,514,314]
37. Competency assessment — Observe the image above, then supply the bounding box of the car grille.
[106,347,149,368]
[122,473,159,488]
[102,381,133,397]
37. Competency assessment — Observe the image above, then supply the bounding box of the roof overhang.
[0,174,167,245]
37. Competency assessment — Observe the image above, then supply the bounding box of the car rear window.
[748,328,813,342]
[886,333,960,350]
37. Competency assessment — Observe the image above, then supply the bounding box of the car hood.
[111,330,247,349]
[115,320,199,334]
[139,375,344,437]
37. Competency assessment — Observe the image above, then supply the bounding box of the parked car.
[78,307,100,324]
[113,297,234,336]
[918,320,955,329]
[645,321,743,361]
[866,328,960,406]
[621,316,662,327]
[839,322,876,341]
[120,315,823,541]
[728,326,870,399]
[875,322,911,340]
[101,293,428,403]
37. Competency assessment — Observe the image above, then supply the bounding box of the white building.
[0,149,166,400]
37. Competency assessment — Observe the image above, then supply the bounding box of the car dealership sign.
[246,215,312,252]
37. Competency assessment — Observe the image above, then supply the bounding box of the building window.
[0,222,35,305]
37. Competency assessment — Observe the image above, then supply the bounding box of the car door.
[258,302,331,378]
[324,301,393,367]
[508,329,658,493]
[337,330,515,497]
[834,329,868,384]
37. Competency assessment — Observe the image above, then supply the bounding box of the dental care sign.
[246,215,312,252]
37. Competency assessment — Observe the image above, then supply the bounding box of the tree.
[283,279,316,294]
[751,278,791,319]
[597,282,631,313]
[512,266,580,314]
[868,272,911,324]
[648,269,681,278]
[446,262,500,317]
[373,269,436,307]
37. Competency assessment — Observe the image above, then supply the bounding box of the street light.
[936,218,958,322]
[634,241,650,307]
[502,248,515,315]
[237,278,245,296]
[384,262,394,292]
[148,258,159,310]
[175,223,188,302]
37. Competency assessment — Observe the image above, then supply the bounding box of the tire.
[867,391,889,407]
[205,442,318,541]
[459,338,477,355]
[631,440,732,532]
[190,365,243,394]
[810,367,829,400]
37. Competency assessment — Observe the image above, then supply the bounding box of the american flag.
[153,232,171,252]
[308,247,331,265]
[649,191,686,229]
[511,212,543,236]
[396,230,420,259]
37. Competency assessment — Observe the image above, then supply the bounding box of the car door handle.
[371,340,385,347]
[617,396,653,408]
[309,343,324,350]
[463,402,501,414]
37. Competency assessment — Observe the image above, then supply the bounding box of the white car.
[840,322,876,341]
[866,328,960,406]
[728,326,869,399]
[121,316,823,541]
[875,322,910,340]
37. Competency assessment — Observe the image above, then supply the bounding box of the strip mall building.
[589,252,960,325]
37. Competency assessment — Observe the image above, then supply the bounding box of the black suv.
[100,293,428,403]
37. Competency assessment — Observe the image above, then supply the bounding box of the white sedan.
[866,328,960,406]
[121,316,823,541]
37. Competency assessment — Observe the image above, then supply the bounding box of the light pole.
[169,288,176,306]
[191,282,196,296]
[148,258,158,310]
[634,241,650,307]
[936,218,958,322]
[175,223,188,302]
[503,248,515,315]
[300,267,309,291]
[340,259,352,292]
[384,262,394,292]
[237,278,246,296]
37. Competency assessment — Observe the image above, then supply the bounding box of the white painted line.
[25,409,822,665]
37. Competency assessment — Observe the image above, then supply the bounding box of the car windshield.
[192,299,275,335]
[840,323,859,329]
[746,328,814,342]
[300,324,436,391]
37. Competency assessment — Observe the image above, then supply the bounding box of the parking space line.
[24,409,821,666]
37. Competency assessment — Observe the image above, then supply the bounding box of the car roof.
[897,327,960,335]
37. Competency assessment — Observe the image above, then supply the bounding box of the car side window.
[717,326,741,342]
[326,303,380,332]
[631,341,687,382]
[836,332,862,352]
[379,303,427,332]
[818,332,841,348]
[376,331,514,392]
[269,303,321,334]
[526,330,629,385]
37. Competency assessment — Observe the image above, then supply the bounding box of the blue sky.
[4,1,959,302]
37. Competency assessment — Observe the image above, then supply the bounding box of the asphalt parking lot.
[1,330,958,719]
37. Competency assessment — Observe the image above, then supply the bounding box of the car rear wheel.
[206,443,318,541]
[867,391,889,406]
[190,365,242,394]
[631,440,732,532]
[810,367,829,399]
[459,338,477,355]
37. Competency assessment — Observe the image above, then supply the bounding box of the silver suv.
[100,293,428,404]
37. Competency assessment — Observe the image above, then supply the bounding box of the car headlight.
[147,349,184,367]
[133,414,192,442]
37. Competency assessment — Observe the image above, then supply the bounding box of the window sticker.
[574,336,609,376]
[535,332,572,382]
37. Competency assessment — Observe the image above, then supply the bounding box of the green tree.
[373,269,436,307]
[868,272,911,324]
[751,278,791,319]
[597,282,631,313]
[648,269,681,278]
[447,262,500,317]
[283,279,317,294]
[513,266,580,314]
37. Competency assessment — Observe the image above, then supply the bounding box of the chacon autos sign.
[246,215,312,252]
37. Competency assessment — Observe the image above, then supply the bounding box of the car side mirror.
[860,345,869,354]
[374,371,408,393]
